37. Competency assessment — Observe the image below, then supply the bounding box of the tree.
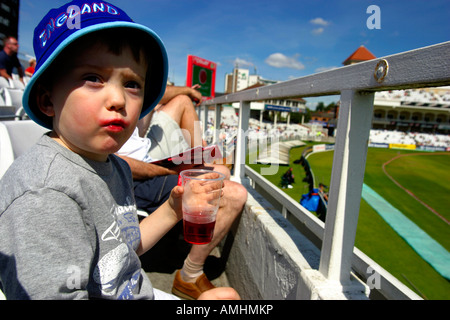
[326,102,336,111]
[316,102,325,112]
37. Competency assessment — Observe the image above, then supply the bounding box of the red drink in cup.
[183,209,216,244]
[180,169,225,245]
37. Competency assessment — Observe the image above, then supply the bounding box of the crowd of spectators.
[369,129,450,148]
[376,88,450,105]
[200,106,450,153]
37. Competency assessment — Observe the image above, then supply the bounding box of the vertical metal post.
[234,101,250,180]
[196,104,203,138]
[214,104,221,144]
[319,90,374,285]
[202,105,208,137]
[281,206,288,219]
[196,104,201,120]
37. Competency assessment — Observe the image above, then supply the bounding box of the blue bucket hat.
[22,0,168,129]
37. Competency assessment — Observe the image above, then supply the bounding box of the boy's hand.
[179,171,224,213]
[168,185,184,221]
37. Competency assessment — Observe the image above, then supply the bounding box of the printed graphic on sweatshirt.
[95,197,142,298]
[92,243,141,298]
[101,197,140,249]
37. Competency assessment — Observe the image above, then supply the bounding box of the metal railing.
[199,41,450,299]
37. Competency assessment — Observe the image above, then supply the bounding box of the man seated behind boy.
[0,0,239,300]
[116,85,247,300]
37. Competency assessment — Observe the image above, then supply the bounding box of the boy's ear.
[35,84,55,117]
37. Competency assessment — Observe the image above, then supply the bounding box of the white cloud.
[233,58,254,67]
[265,53,305,70]
[310,17,330,26]
[312,27,324,35]
[310,17,330,35]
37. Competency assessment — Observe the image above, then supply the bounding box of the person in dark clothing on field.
[281,167,295,188]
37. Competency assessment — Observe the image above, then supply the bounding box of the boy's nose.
[106,85,126,111]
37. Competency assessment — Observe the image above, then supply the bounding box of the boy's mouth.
[101,119,128,132]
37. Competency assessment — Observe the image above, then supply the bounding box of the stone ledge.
[226,180,369,300]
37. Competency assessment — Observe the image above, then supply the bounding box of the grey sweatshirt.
[0,135,154,299]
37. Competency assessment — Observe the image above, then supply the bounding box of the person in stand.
[318,183,328,202]
[25,58,36,77]
[0,0,239,300]
[0,36,24,83]
[116,84,247,300]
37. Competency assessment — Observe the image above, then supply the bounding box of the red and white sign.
[186,55,217,100]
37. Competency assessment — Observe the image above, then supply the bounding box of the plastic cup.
[179,169,225,244]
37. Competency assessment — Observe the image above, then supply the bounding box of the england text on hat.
[38,2,120,48]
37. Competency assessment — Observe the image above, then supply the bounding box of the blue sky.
[17,0,450,107]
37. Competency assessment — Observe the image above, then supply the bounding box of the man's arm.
[0,69,12,80]
[117,155,176,179]
[118,154,200,179]
[159,86,202,105]
[17,65,24,81]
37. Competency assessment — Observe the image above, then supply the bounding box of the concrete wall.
[225,180,369,300]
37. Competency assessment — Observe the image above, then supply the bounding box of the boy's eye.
[84,75,102,83]
[125,81,142,90]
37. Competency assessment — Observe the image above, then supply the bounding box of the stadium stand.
[0,120,48,178]
[0,77,12,89]
[369,129,450,148]
[11,78,25,90]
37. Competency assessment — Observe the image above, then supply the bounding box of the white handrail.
[200,41,449,299]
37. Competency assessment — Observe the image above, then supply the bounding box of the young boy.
[0,0,239,300]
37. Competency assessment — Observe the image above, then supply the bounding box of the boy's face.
[40,43,147,161]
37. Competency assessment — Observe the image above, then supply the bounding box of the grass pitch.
[249,145,450,299]
[308,148,450,300]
